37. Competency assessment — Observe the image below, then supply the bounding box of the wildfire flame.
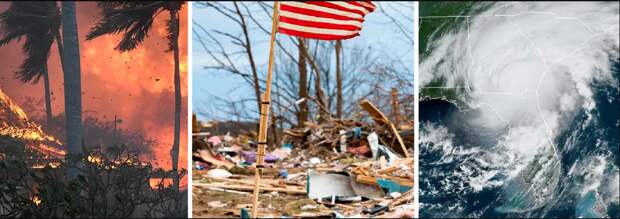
[149,178,173,190]
[1,88,65,159]
[31,195,42,206]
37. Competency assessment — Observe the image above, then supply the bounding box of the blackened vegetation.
[0,142,187,218]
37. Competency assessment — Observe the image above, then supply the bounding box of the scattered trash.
[363,204,389,215]
[389,192,402,199]
[300,204,318,210]
[241,151,279,163]
[223,132,233,142]
[278,169,289,179]
[368,132,400,163]
[207,201,227,208]
[309,157,321,165]
[194,161,207,170]
[376,178,412,194]
[389,209,415,218]
[208,136,222,146]
[271,147,292,160]
[240,208,250,219]
[283,199,331,217]
[350,175,386,199]
[307,170,356,199]
[192,99,415,218]
[206,169,232,179]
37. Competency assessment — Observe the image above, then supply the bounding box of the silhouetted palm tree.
[86,1,185,192]
[1,2,84,177]
[0,2,61,126]
[61,1,84,178]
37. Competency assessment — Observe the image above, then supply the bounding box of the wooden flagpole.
[251,1,279,218]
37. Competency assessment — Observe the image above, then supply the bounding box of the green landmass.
[420,76,468,108]
[419,1,492,108]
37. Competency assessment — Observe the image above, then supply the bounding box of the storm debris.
[192,100,415,218]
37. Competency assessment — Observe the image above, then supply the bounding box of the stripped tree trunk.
[297,38,308,127]
[61,1,83,178]
[299,40,326,123]
[335,40,342,119]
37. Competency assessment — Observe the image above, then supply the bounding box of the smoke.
[0,2,188,185]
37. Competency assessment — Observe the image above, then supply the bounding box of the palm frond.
[165,2,184,52]
[165,12,178,52]
[86,1,167,51]
[0,2,60,83]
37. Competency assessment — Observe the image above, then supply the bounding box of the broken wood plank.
[202,187,251,195]
[377,165,399,174]
[355,175,414,187]
[206,176,304,188]
[356,175,378,185]
[193,182,307,195]
[194,150,235,169]
[359,99,410,158]
[192,132,211,137]
[391,88,401,126]
[388,190,414,209]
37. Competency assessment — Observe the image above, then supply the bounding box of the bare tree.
[193,1,415,135]
[297,38,308,127]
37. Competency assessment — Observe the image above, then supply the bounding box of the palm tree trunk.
[56,34,64,69]
[335,40,342,119]
[43,65,53,126]
[170,9,181,192]
[61,1,83,178]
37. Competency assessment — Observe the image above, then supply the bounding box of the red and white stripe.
[277,1,376,40]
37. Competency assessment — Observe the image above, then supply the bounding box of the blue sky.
[192,2,414,121]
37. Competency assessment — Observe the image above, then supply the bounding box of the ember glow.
[0,3,188,187]
[149,178,174,190]
[1,88,64,158]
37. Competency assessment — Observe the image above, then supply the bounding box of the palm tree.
[1,2,84,177]
[0,2,61,126]
[86,2,185,192]
[61,1,84,178]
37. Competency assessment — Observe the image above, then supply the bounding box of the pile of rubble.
[192,100,414,218]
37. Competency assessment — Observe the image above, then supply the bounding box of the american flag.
[277,1,376,40]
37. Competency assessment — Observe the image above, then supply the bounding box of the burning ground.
[0,88,64,163]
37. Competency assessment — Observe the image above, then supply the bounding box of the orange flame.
[1,88,64,158]
[0,3,188,188]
